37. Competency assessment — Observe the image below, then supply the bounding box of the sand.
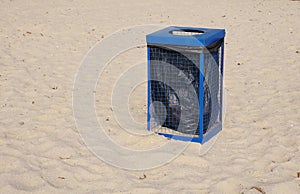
[0,0,300,193]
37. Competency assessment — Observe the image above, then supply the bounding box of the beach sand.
[0,0,299,193]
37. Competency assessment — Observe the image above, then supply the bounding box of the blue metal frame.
[147,26,225,144]
[198,53,205,143]
[157,133,201,143]
[146,26,225,47]
[147,47,151,131]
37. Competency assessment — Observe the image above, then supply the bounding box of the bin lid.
[146,26,225,47]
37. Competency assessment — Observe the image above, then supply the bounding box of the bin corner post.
[220,40,225,125]
[147,46,151,131]
[199,53,205,143]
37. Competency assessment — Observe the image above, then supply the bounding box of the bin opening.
[170,29,204,36]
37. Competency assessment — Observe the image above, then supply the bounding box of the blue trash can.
[146,26,225,143]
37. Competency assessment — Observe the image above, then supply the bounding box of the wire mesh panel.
[146,26,225,143]
[203,48,223,134]
[149,45,200,135]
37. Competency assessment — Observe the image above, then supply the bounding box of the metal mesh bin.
[146,26,225,143]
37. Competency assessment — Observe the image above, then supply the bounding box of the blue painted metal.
[157,133,201,143]
[147,47,151,131]
[147,26,225,144]
[199,53,205,143]
[146,26,225,47]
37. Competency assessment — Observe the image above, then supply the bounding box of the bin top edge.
[146,26,225,47]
